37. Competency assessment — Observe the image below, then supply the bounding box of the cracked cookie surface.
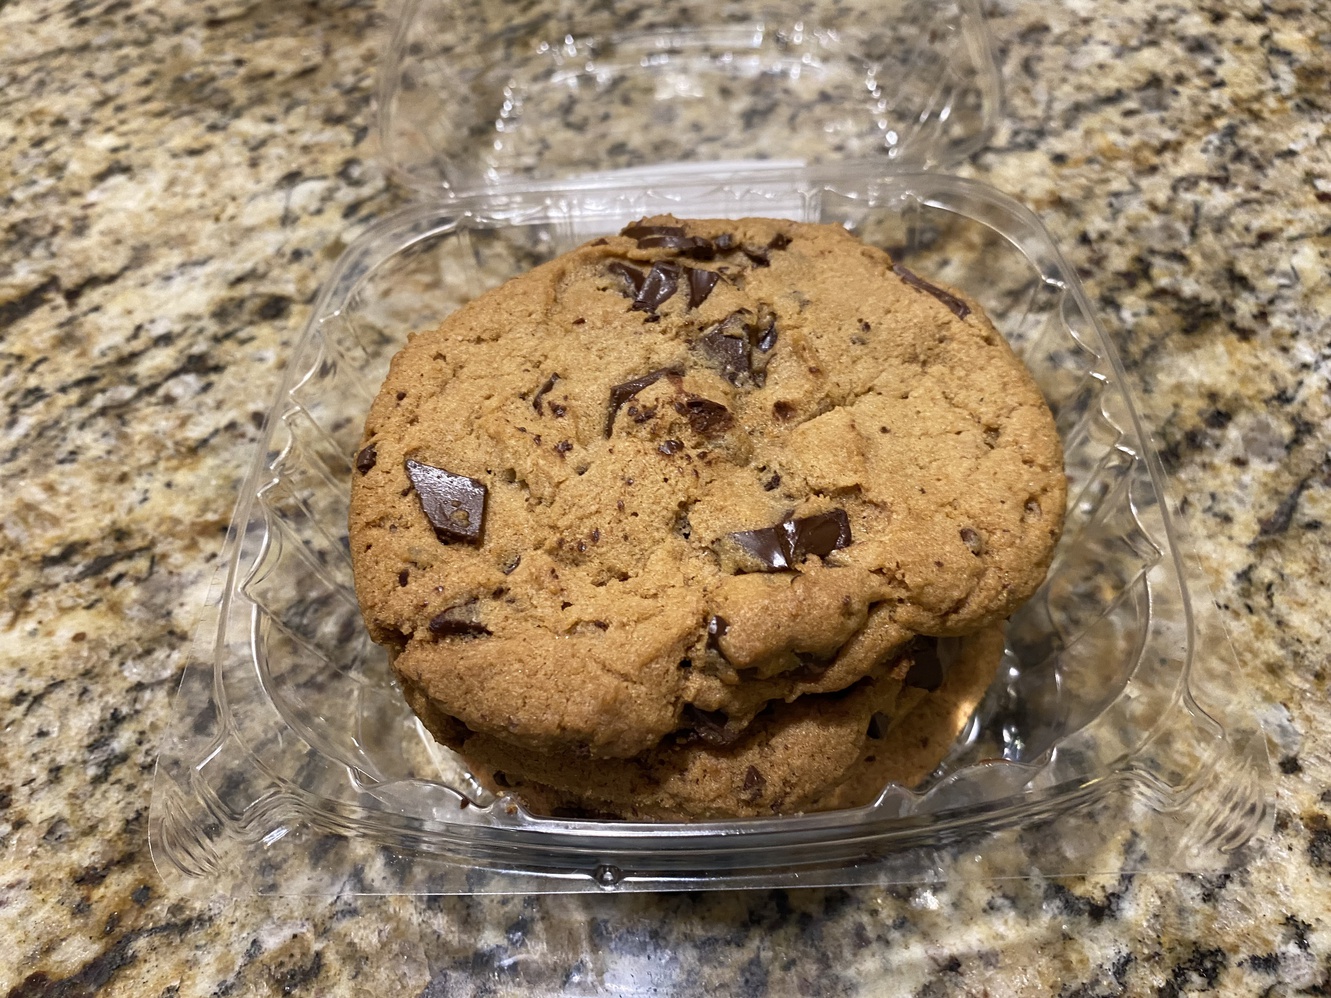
[349,216,1064,761]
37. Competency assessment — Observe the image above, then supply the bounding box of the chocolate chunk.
[554,440,573,457]
[768,232,792,251]
[355,443,377,475]
[405,458,487,544]
[630,261,681,312]
[674,396,733,436]
[698,325,752,383]
[428,611,492,638]
[605,366,682,436]
[866,712,889,739]
[960,527,984,555]
[658,439,683,456]
[903,638,944,691]
[892,263,971,320]
[727,509,853,572]
[685,267,721,309]
[763,472,781,491]
[641,234,717,259]
[681,704,738,746]
[742,765,766,796]
[714,233,736,251]
[397,569,409,587]
[533,373,560,415]
[741,245,770,267]
[620,223,717,259]
[621,222,686,240]
[695,309,777,386]
[755,314,778,353]
[608,261,645,296]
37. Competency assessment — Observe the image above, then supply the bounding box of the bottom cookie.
[454,624,1006,821]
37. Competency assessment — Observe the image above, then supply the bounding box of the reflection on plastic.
[147,169,1271,898]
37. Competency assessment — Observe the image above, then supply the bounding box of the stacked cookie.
[349,216,1065,820]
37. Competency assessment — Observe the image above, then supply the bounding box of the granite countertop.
[2,0,1329,994]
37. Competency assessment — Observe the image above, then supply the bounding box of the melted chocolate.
[681,704,739,746]
[902,638,944,691]
[428,612,492,638]
[533,372,560,415]
[695,309,777,386]
[892,263,971,320]
[742,765,766,796]
[605,366,683,436]
[685,267,721,309]
[727,509,853,572]
[630,261,682,312]
[405,459,487,544]
[674,395,732,436]
[355,443,377,474]
[608,261,645,296]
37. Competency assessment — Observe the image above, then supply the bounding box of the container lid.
[376,0,1001,197]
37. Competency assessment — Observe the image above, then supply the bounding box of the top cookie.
[349,216,1065,759]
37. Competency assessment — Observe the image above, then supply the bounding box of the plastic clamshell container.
[149,0,1271,896]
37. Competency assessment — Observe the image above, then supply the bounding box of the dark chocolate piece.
[397,569,409,587]
[674,396,733,436]
[903,638,944,691]
[608,261,645,296]
[605,366,682,436]
[698,324,752,383]
[554,440,573,457]
[695,309,777,386]
[741,245,770,267]
[714,233,736,251]
[685,267,721,309]
[755,314,778,353]
[960,527,984,555]
[355,443,377,475]
[727,509,853,572]
[428,611,492,638]
[681,704,739,746]
[621,223,685,240]
[533,372,560,415]
[892,263,971,320]
[762,472,781,491]
[742,765,766,796]
[630,260,681,312]
[405,458,487,545]
[768,232,792,251]
[621,223,717,259]
[642,234,717,259]
[658,439,683,456]
[866,712,889,739]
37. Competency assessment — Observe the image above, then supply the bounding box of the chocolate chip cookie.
[349,216,1064,764]
[449,626,1004,820]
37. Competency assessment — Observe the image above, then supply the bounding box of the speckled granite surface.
[1,0,1328,994]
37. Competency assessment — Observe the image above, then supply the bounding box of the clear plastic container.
[149,0,1271,896]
